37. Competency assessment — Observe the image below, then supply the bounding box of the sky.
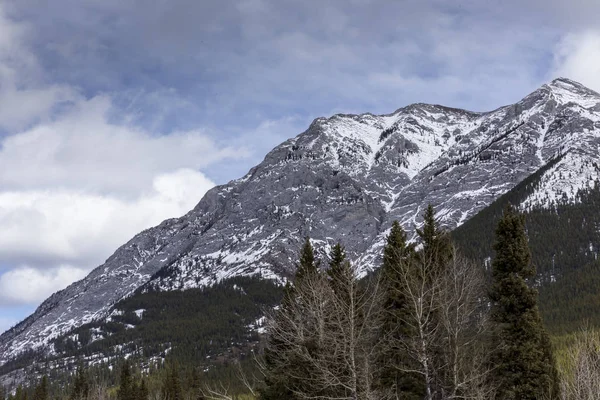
[0,0,599,333]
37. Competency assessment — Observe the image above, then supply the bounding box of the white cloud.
[0,95,246,196]
[551,30,600,92]
[0,266,88,305]
[0,168,216,270]
[0,3,249,308]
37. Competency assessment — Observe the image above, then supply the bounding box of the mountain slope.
[2,77,600,370]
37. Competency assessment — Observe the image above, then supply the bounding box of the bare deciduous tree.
[261,263,383,400]
[379,246,494,400]
[559,328,600,400]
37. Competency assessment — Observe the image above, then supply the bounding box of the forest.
[5,204,600,400]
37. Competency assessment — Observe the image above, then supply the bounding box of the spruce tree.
[14,387,23,400]
[327,243,350,293]
[377,221,423,399]
[417,204,453,271]
[118,361,135,400]
[32,376,48,400]
[260,238,321,400]
[137,379,149,400]
[69,365,89,400]
[162,362,182,400]
[295,237,319,284]
[489,206,560,399]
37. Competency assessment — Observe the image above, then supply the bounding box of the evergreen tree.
[259,277,303,399]
[259,242,317,400]
[137,379,149,400]
[32,376,48,400]
[417,204,453,270]
[260,238,326,400]
[295,237,319,284]
[327,243,351,295]
[377,221,423,399]
[162,361,182,400]
[14,386,24,400]
[69,365,89,400]
[489,205,560,399]
[117,361,135,400]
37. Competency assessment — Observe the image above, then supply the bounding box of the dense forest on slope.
[452,155,600,334]
[51,276,283,367]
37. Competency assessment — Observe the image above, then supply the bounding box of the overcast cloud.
[0,0,599,332]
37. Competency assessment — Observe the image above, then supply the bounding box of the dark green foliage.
[377,221,423,399]
[327,242,347,282]
[327,243,354,302]
[539,260,600,334]
[137,379,149,400]
[295,237,319,284]
[259,242,320,400]
[50,276,282,368]
[452,155,564,266]
[452,157,600,333]
[117,361,136,400]
[489,206,559,400]
[32,376,47,400]
[69,365,89,400]
[452,157,600,280]
[417,204,453,270]
[162,362,182,400]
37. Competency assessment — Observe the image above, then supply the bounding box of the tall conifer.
[259,238,321,400]
[417,204,453,271]
[69,365,89,400]
[377,221,423,399]
[32,376,48,400]
[295,237,319,285]
[489,205,559,399]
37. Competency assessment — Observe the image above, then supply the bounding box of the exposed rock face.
[3,77,600,366]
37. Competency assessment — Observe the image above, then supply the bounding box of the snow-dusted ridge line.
[2,77,600,370]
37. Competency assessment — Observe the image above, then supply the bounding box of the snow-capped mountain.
[2,77,600,368]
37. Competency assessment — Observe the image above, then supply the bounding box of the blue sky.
[0,0,599,332]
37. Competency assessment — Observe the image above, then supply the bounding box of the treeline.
[258,205,558,400]
[8,206,600,400]
[50,276,283,366]
[5,359,257,400]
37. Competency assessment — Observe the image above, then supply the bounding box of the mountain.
[3,77,600,379]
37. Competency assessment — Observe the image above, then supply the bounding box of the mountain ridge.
[2,77,600,371]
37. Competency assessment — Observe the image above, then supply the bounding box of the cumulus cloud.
[0,95,245,196]
[0,168,216,269]
[0,3,248,308]
[0,91,246,305]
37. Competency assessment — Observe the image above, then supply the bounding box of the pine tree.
[137,379,149,400]
[32,376,48,400]
[14,386,24,400]
[69,365,89,400]
[295,237,319,284]
[417,204,453,271]
[162,361,182,400]
[489,205,560,399]
[118,361,135,400]
[327,243,350,294]
[259,240,320,400]
[377,221,423,399]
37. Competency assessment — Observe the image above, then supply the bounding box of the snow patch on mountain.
[521,152,600,210]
